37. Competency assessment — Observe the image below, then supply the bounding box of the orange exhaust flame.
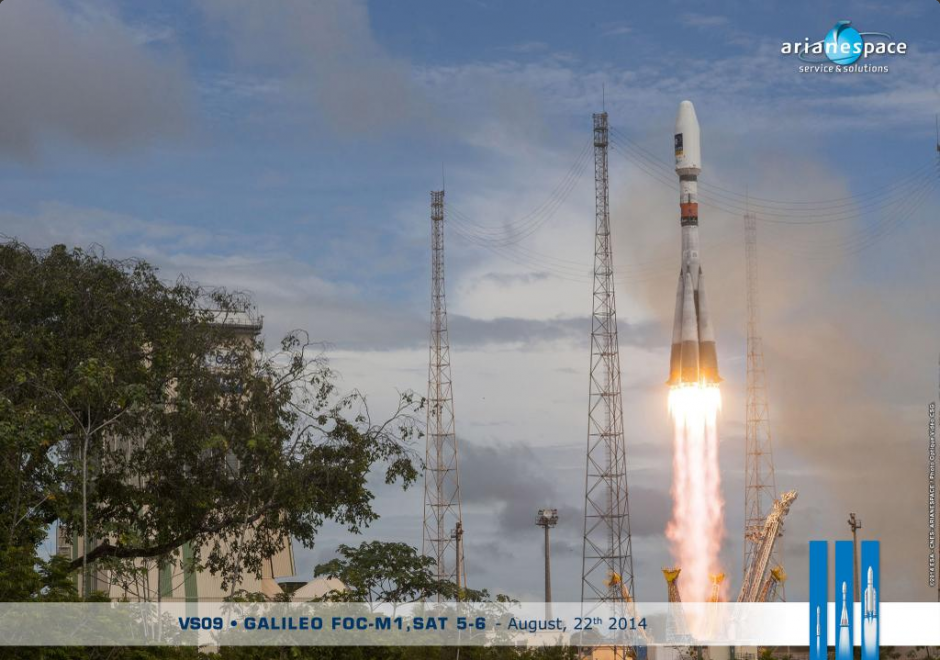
[666,383,725,606]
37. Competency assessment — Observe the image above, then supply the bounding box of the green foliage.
[313,541,488,603]
[0,243,580,658]
[1,646,580,659]
[216,648,579,660]
[0,242,423,599]
[0,649,584,660]
[0,649,204,659]
[0,547,78,601]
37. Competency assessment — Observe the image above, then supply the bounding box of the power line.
[440,128,938,288]
[611,126,937,209]
[610,135,939,222]
[446,140,593,246]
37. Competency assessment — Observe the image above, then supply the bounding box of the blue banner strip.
[860,540,879,660]
[809,540,828,660]
[835,540,855,660]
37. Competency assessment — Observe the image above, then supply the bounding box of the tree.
[0,242,423,598]
[313,541,487,604]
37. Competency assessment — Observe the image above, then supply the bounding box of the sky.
[2,0,940,603]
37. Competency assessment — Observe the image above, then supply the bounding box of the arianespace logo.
[782,21,907,73]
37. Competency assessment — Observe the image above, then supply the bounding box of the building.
[58,308,296,601]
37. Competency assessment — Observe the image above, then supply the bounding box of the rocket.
[668,101,721,386]
[840,582,849,628]
[864,566,877,619]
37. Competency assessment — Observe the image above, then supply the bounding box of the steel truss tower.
[743,212,784,599]
[423,190,466,596]
[581,112,635,605]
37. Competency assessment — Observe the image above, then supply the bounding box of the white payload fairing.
[668,100,721,386]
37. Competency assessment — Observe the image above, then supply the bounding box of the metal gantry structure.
[743,211,784,599]
[580,112,636,606]
[662,568,690,643]
[663,567,682,604]
[738,490,798,602]
[423,190,466,597]
[757,565,787,603]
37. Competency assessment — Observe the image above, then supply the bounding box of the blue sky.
[2,0,940,603]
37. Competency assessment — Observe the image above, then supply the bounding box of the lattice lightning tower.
[423,190,466,596]
[580,112,635,604]
[743,211,784,599]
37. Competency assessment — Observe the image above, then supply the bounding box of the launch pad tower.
[423,190,466,597]
[580,112,635,606]
[743,211,784,600]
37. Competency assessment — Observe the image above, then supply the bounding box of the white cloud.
[601,22,633,37]
[198,0,432,136]
[0,0,192,160]
[680,13,730,29]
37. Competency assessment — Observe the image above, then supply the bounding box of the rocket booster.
[668,100,721,386]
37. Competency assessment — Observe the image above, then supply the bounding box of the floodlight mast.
[536,508,559,619]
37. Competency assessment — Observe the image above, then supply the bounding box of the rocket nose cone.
[675,100,699,132]
[674,100,702,174]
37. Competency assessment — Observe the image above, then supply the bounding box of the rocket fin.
[695,268,721,384]
[679,270,699,383]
